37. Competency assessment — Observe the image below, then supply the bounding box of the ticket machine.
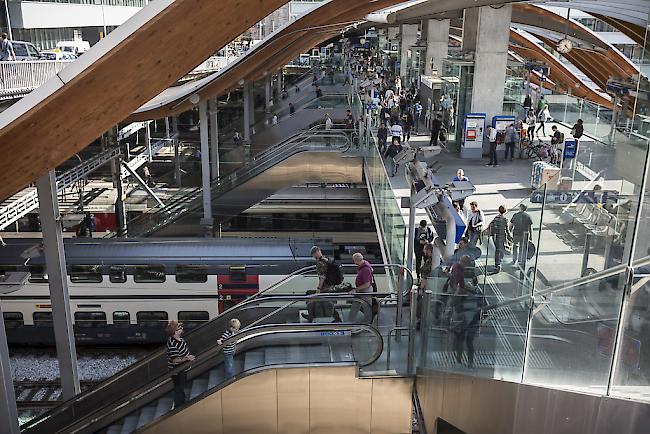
[492,115,516,159]
[462,113,486,159]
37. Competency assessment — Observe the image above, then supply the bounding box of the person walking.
[390,120,403,144]
[414,220,434,281]
[467,201,484,247]
[526,110,536,143]
[429,114,442,146]
[386,137,402,177]
[488,205,508,272]
[449,255,480,367]
[536,104,551,137]
[348,253,374,322]
[571,118,584,140]
[413,101,423,132]
[377,122,388,155]
[486,125,498,166]
[324,113,333,130]
[452,169,469,209]
[217,318,241,379]
[166,320,195,408]
[523,94,532,115]
[272,113,278,125]
[510,204,533,265]
[504,123,517,162]
[0,33,15,61]
[289,103,295,116]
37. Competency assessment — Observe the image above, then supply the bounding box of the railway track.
[15,379,99,409]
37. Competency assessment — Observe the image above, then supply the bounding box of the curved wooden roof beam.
[131,0,408,121]
[590,13,646,45]
[0,0,290,202]
[510,30,612,107]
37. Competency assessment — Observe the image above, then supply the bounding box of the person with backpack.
[467,201,484,247]
[302,246,342,322]
[414,220,434,281]
[510,204,533,265]
[571,118,584,140]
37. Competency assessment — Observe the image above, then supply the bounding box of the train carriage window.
[136,311,168,327]
[176,265,208,283]
[134,265,166,283]
[109,265,127,283]
[178,311,209,329]
[74,312,107,328]
[113,311,130,327]
[69,265,103,283]
[28,265,48,283]
[33,312,53,327]
[3,312,24,328]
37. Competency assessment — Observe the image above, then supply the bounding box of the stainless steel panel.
[309,366,372,434]
[141,390,223,434]
[222,369,278,433]
[370,377,413,434]
[417,370,650,434]
[277,367,310,434]
[468,376,517,434]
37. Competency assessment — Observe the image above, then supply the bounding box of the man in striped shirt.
[166,320,195,408]
[217,318,241,379]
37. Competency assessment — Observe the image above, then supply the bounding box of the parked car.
[56,40,90,56]
[41,50,77,61]
[11,40,41,61]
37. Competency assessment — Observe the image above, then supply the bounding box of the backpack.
[324,259,344,286]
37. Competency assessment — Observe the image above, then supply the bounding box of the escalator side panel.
[139,366,413,434]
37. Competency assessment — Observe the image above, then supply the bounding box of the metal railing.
[0,147,121,231]
[0,60,73,99]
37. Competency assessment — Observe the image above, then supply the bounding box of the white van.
[56,40,91,56]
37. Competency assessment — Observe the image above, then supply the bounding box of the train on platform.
[0,238,328,346]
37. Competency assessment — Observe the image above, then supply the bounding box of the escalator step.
[264,347,288,365]
[153,396,173,419]
[244,350,266,371]
[329,342,355,362]
[189,377,209,400]
[208,367,223,389]
[119,414,140,434]
[136,405,156,429]
[105,424,122,434]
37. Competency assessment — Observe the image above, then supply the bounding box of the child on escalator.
[217,318,241,380]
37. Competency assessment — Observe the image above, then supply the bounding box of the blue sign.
[531,190,618,205]
[563,139,578,160]
[320,331,349,337]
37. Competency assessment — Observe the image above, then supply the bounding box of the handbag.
[526,241,536,260]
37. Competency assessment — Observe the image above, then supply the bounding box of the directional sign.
[530,190,618,205]
[320,331,350,337]
[563,139,578,160]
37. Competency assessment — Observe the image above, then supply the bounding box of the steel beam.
[0,301,19,434]
[199,99,213,232]
[36,171,80,399]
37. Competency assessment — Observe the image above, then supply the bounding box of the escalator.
[21,264,411,434]
[95,323,383,434]
[125,127,361,237]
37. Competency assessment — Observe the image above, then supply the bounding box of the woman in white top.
[526,110,536,143]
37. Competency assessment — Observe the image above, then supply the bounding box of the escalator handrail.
[127,129,353,236]
[18,269,400,432]
[65,323,384,434]
[140,138,354,234]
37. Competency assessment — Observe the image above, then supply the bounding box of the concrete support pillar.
[164,117,170,139]
[276,70,283,95]
[243,81,252,143]
[209,98,220,181]
[172,116,181,187]
[0,301,19,434]
[423,19,450,77]
[265,76,272,112]
[465,5,512,124]
[199,100,213,234]
[36,171,80,399]
[399,23,419,81]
